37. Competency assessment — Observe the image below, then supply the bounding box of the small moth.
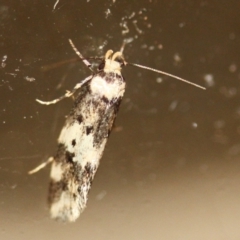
[29,40,205,222]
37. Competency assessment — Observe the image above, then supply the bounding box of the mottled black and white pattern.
[48,51,126,222]
[30,40,205,223]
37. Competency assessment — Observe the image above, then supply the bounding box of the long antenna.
[128,63,206,90]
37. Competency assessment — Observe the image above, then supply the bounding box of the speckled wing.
[48,71,125,222]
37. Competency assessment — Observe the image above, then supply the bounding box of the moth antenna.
[69,39,94,72]
[120,38,134,53]
[120,41,127,53]
[128,62,206,90]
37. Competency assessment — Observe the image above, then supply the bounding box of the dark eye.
[114,57,125,66]
[98,60,105,71]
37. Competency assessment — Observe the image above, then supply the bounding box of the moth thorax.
[104,59,122,74]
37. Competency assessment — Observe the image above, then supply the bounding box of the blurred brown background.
[1,1,240,239]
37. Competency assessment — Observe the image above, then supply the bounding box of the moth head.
[100,50,126,74]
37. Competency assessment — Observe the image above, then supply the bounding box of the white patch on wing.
[50,191,81,222]
[58,120,103,166]
[58,122,83,154]
[50,162,63,181]
[47,66,126,222]
[90,75,125,99]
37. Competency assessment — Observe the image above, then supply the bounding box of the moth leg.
[36,75,92,105]
[28,157,54,175]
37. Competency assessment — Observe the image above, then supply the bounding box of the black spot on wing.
[101,96,109,104]
[83,162,96,185]
[65,151,75,163]
[101,96,122,112]
[97,71,116,83]
[85,162,91,175]
[73,84,90,107]
[86,126,93,135]
[93,97,123,147]
[113,97,122,114]
[69,84,91,119]
[76,162,97,197]
[71,139,76,147]
[54,144,67,163]
[48,180,68,204]
[77,114,83,124]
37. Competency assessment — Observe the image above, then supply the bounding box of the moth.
[29,40,205,222]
